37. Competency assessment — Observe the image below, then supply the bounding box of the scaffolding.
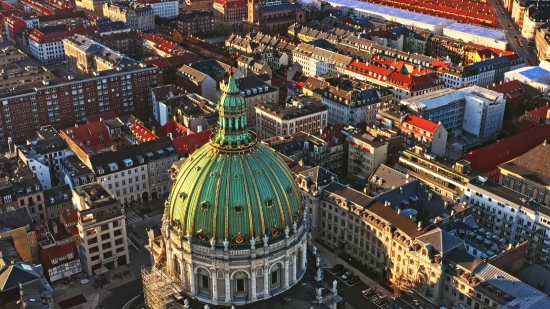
[142,263,184,309]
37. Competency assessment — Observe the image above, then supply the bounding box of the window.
[202,275,209,289]
[271,270,278,284]
[236,279,245,292]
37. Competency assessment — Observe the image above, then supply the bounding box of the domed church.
[146,77,309,306]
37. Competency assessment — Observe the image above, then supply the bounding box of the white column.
[190,265,196,295]
[224,270,230,302]
[211,268,218,301]
[264,265,269,298]
[301,242,307,271]
[284,258,289,288]
[292,254,297,283]
[251,268,257,301]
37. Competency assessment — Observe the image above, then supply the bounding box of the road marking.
[125,211,143,225]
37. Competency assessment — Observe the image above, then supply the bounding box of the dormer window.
[157,150,164,158]
[123,159,133,168]
[26,188,31,193]
[108,163,118,172]
[234,203,244,214]
[167,147,175,155]
[97,166,104,175]
[137,155,144,164]
[266,198,274,208]
[147,152,154,160]
[201,201,209,212]
[50,197,55,203]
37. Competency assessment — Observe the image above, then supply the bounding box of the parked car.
[376,295,387,304]
[336,268,348,276]
[331,264,344,272]
[341,271,353,280]
[347,277,360,284]
[362,288,375,296]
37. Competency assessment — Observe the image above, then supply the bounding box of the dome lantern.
[215,77,254,147]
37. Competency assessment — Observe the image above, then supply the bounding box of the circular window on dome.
[180,192,187,200]
[234,174,240,179]
[287,187,293,194]
[266,198,274,208]
[201,201,210,212]
[270,228,280,237]
[210,172,216,177]
[256,170,262,176]
[234,204,244,214]
[271,161,276,167]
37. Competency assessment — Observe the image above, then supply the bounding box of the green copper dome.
[166,77,303,247]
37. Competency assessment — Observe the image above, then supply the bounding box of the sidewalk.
[53,249,150,309]
[313,240,394,299]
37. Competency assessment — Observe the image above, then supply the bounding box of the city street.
[98,280,143,309]
[489,0,539,65]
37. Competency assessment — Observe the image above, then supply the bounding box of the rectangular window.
[271,271,278,284]
[236,279,245,292]
[202,275,209,289]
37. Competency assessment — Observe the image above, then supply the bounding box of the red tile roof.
[39,241,78,271]
[87,111,118,123]
[488,80,524,99]
[460,124,550,174]
[29,25,97,44]
[155,120,189,138]
[144,58,170,67]
[61,121,111,153]
[321,123,346,147]
[60,209,79,236]
[527,105,550,119]
[131,121,159,143]
[401,115,440,135]
[172,130,211,155]
[149,84,186,102]
[215,0,246,7]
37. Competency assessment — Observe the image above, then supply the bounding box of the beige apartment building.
[73,182,129,276]
[0,43,50,89]
[77,0,108,14]
[347,132,388,184]
[185,0,213,11]
[103,2,155,31]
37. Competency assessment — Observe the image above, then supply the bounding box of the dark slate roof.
[415,228,464,256]
[0,238,21,266]
[499,141,550,186]
[138,136,176,161]
[0,263,41,292]
[0,207,33,231]
[261,3,299,13]
[445,246,483,271]
[374,180,462,218]
[324,182,373,207]
[514,265,550,296]
[88,144,146,176]
[43,184,72,208]
[234,75,277,97]
[97,21,130,33]
[299,166,337,186]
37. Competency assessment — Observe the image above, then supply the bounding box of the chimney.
[397,208,401,214]
[100,117,103,122]
[173,115,178,123]
[434,218,438,224]
[197,125,203,132]
[544,139,548,146]
[169,133,173,140]
[111,145,117,151]
[418,221,422,228]
[451,210,455,216]
[508,243,513,250]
